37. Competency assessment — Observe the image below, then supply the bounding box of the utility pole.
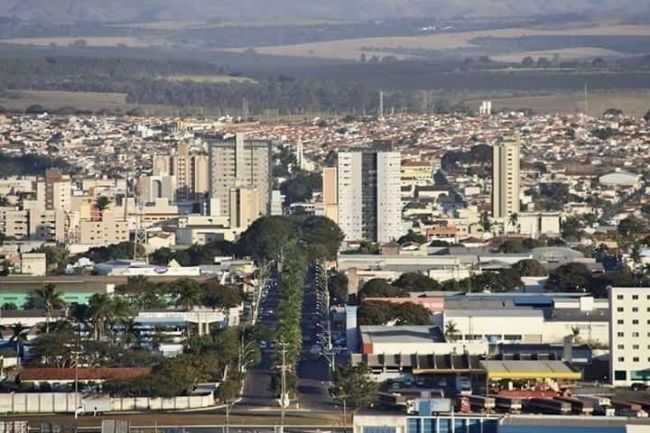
[280,341,288,433]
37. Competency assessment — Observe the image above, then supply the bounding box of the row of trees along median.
[237,215,344,400]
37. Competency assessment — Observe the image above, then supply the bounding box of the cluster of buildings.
[1,107,650,422]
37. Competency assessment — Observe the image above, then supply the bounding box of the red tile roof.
[19,368,151,381]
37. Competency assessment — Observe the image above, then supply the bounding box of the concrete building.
[208,134,272,223]
[79,216,129,246]
[337,151,402,243]
[0,207,30,239]
[322,166,338,223]
[400,160,434,186]
[28,209,66,242]
[609,286,650,386]
[153,143,209,201]
[19,253,46,276]
[229,187,260,230]
[518,212,561,238]
[39,169,71,212]
[137,175,176,204]
[492,136,520,221]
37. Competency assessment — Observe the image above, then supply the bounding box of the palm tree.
[508,213,519,233]
[88,294,114,341]
[480,211,492,233]
[174,279,203,311]
[33,283,66,334]
[6,323,30,366]
[173,279,204,338]
[106,297,135,343]
[444,321,460,342]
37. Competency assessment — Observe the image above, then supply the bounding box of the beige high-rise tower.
[492,136,521,220]
[208,133,271,223]
[322,166,338,224]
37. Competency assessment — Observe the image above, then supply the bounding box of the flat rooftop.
[480,360,581,380]
[360,326,444,344]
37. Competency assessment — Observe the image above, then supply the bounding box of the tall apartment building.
[492,136,521,220]
[609,286,650,386]
[37,169,71,212]
[336,151,402,243]
[322,166,338,224]
[208,134,272,223]
[153,143,209,201]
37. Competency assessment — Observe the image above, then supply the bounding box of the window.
[618,307,624,312]
[618,332,624,337]
[633,345,640,350]
[633,332,640,338]
[618,320,624,325]
[618,357,625,362]
[633,295,639,300]
[618,345,625,350]
[633,320,639,325]
[634,357,640,362]
[633,307,639,312]
[617,295,624,300]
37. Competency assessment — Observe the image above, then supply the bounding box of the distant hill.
[0,0,646,24]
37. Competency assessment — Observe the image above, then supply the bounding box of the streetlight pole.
[280,341,288,433]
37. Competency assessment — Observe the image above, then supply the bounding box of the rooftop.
[360,326,444,344]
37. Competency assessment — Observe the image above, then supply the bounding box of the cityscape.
[2,3,650,433]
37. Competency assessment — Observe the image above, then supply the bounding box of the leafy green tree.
[359,278,405,299]
[328,270,349,304]
[513,259,547,277]
[561,216,582,240]
[480,211,492,232]
[397,230,426,245]
[201,280,242,309]
[32,283,66,334]
[545,262,592,292]
[32,245,70,274]
[330,364,378,412]
[618,216,646,238]
[358,301,392,325]
[395,303,433,325]
[95,196,111,217]
[299,215,344,261]
[392,272,441,291]
[280,172,322,205]
[237,216,298,263]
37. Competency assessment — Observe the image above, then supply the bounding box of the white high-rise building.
[492,136,521,221]
[609,286,650,387]
[337,151,402,243]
